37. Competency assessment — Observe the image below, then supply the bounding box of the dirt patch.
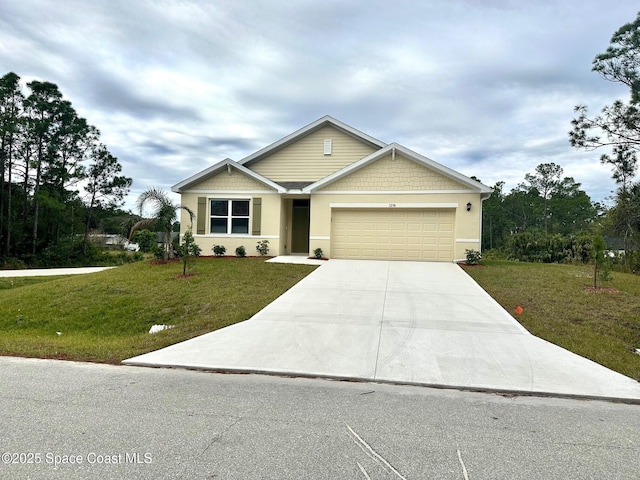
[149,259,181,265]
[583,286,620,294]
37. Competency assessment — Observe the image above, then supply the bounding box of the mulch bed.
[583,286,620,294]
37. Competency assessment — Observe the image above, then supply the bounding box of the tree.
[131,188,194,260]
[82,144,132,253]
[570,13,640,256]
[547,176,597,235]
[0,72,23,256]
[523,163,563,235]
[0,72,126,265]
[569,12,640,157]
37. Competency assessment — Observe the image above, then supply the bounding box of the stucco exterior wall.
[249,125,379,182]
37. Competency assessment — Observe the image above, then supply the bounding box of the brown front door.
[291,199,310,253]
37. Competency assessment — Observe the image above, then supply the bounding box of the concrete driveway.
[124,260,640,401]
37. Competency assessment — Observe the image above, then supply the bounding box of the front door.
[291,199,310,253]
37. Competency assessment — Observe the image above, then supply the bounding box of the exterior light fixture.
[466,202,472,212]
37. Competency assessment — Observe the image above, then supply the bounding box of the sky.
[1,0,638,212]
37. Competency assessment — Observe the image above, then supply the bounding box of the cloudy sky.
[1,0,638,210]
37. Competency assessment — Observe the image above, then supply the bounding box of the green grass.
[464,260,640,381]
[0,258,316,364]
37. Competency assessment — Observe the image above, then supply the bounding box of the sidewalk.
[0,267,115,277]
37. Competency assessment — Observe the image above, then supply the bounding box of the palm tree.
[130,188,194,260]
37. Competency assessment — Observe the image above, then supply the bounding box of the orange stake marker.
[515,305,523,315]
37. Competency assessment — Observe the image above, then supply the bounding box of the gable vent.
[323,138,332,155]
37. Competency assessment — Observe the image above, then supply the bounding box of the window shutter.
[196,197,206,234]
[252,198,262,235]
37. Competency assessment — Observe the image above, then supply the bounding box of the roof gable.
[171,158,284,193]
[305,143,492,194]
[245,123,383,182]
[239,115,387,168]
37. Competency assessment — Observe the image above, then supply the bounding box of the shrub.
[256,240,269,256]
[132,229,157,253]
[235,245,246,257]
[313,248,323,259]
[153,245,166,261]
[212,244,226,257]
[504,230,592,264]
[465,249,482,265]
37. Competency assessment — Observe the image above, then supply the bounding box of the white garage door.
[331,208,455,261]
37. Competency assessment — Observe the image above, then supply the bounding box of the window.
[210,199,250,234]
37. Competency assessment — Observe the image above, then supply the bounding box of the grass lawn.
[464,260,640,381]
[0,258,316,364]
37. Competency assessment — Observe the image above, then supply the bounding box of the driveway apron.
[123,260,640,401]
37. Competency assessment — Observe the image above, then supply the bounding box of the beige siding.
[190,169,271,191]
[331,208,455,261]
[249,125,379,181]
[318,153,468,191]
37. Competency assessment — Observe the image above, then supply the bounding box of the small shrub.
[236,245,246,257]
[153,245,166,261]
[212,245,226,257]
[465,249,482,265]
[256,239,269,256]
[313,248,323,259]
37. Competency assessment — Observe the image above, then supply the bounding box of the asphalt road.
[1,357,639,480]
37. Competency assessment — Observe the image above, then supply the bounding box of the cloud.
[1,0,638,213]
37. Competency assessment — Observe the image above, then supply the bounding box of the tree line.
[0,72,132,266]
[481,11,640,270]
[479,163,599,261]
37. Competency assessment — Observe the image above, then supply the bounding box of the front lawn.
[464,260,640,381]
[0,258,316,364]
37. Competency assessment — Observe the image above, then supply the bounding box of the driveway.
[124,260,640,401]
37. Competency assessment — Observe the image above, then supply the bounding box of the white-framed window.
[210,199,250,234]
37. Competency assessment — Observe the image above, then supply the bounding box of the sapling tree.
[179,229,199,275]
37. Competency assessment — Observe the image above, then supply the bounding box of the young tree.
[179,229,200,275]
[131,188,194,260]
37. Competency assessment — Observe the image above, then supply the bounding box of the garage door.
[331,208,454,261]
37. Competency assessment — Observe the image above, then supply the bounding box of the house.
[172,116,492,262]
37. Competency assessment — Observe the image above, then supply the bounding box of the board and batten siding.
[249,125,380,182]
